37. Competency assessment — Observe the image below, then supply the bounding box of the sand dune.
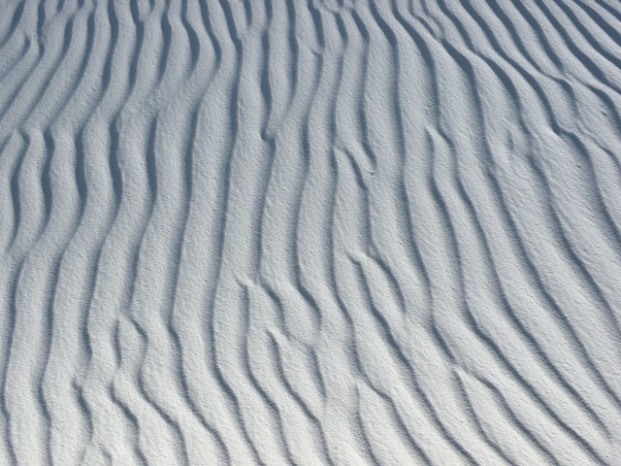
[1,0,621,464]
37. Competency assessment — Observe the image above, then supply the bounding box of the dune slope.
[1,0,621,464]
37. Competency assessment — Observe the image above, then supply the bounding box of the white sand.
[1,0,621,464]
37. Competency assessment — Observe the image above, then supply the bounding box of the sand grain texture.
[1,0,621,464]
